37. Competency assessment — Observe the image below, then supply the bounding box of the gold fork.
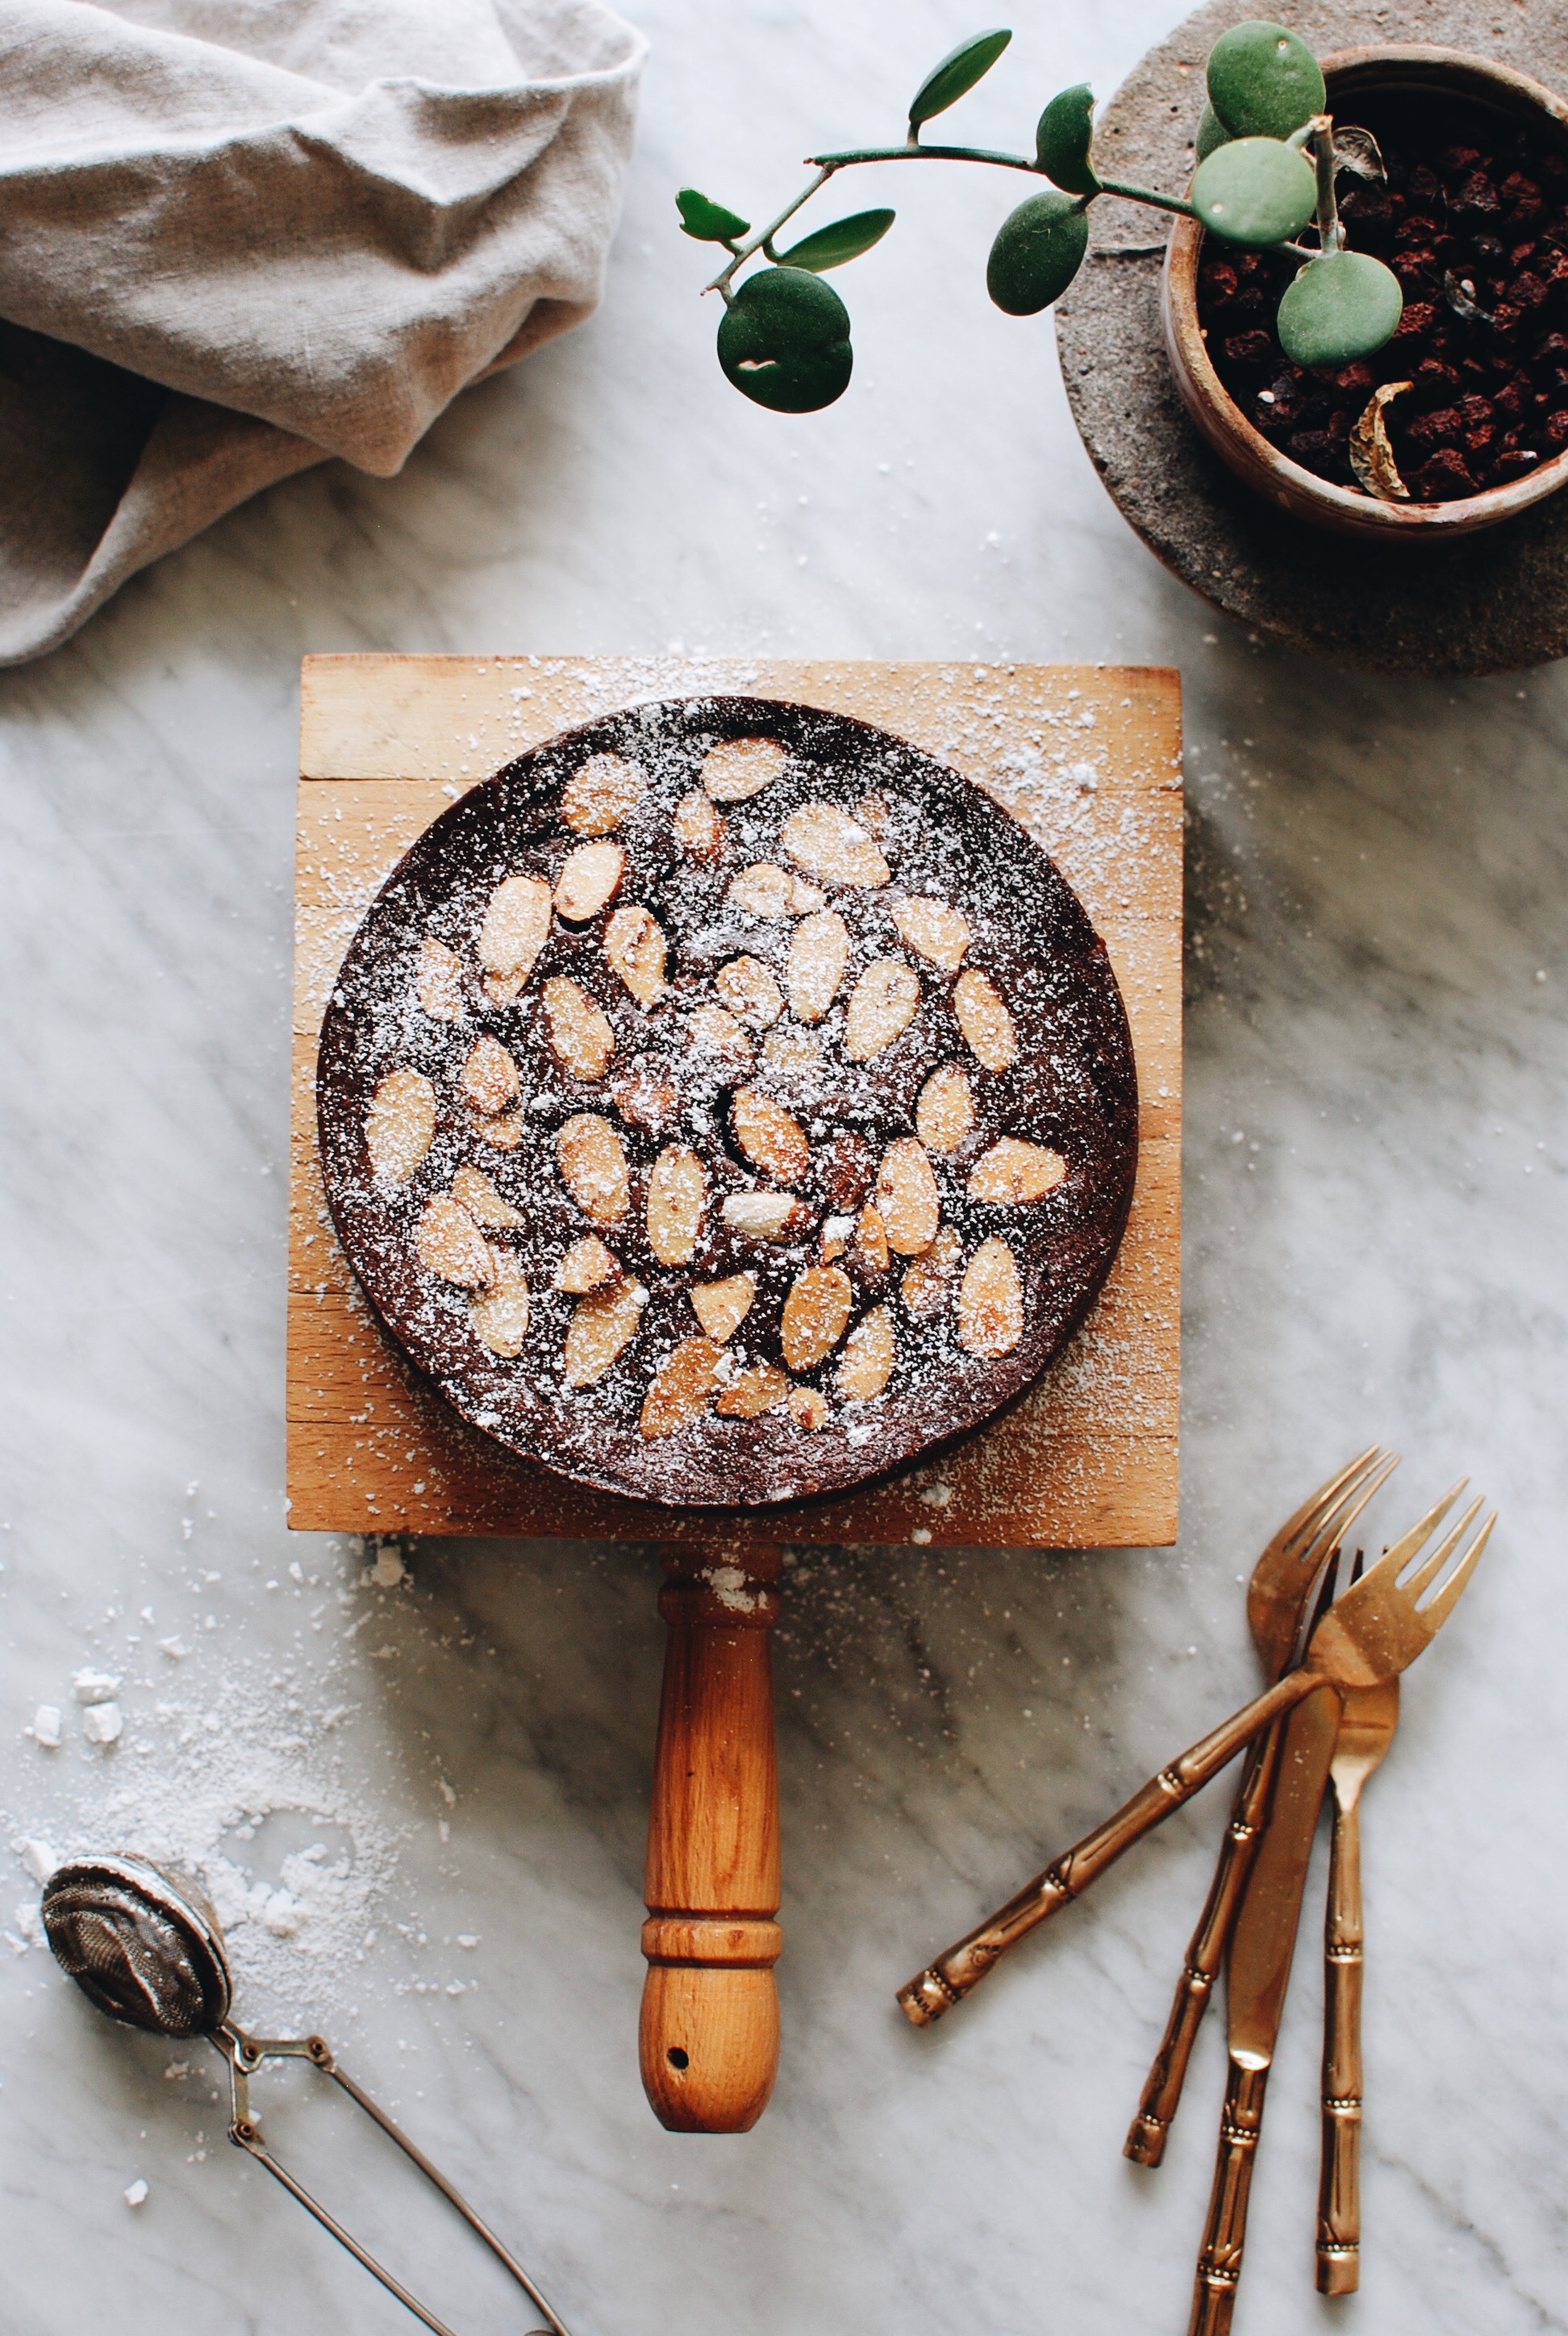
[896,1483,1494,2026]
[1126,1449,1399,2167]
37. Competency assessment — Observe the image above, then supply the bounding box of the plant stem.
[1310,115,1344,253]
[704,165,834,300]
[807,141,1042,172]
[1096,176,1197,219]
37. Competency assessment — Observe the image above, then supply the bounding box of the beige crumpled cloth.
[0,0,645,664]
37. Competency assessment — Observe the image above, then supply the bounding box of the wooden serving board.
[288,656,1182,1551]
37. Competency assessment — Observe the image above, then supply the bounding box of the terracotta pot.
[1161,45,1568,538]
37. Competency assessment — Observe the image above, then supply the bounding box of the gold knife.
[1188,1679,1341,2336]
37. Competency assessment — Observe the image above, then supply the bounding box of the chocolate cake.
[315,697,1138,1508]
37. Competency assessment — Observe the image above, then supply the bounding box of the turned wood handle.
[1317,1794,1364,2293]
[640,1541,782,2134]
[1188,2059,1270,2336]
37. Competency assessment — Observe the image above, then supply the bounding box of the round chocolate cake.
[316,697,1138,1507]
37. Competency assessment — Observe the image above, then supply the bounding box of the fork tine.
[1279,1447,1386,1561]
[1306,1450,1401,1573]
[1352,1478,1468,1598]
[1412,1509,1495,1635]
[1404,1494,1487,1600]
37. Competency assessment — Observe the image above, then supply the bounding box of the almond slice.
[469,1108,525,1150]
[647,1145,707,1264]
[542,977,615,1079]
[556,1112,630,1224]
[715,956,784,1031]
[687,1003,755,1074]
[900,1224,962,1317]
[731,1088,809,1185]
[780,1265,853,1371]
[968,1137,1068,1203]
[851,1203,890,1278]
[715,1361,790,1417]
[722,1191,811,1243]
[365,1070,437,1187]
[784,1385,832,1430]
[781,801,890,888]
[836,1304,895,1401]
[703,736,786,803]
[953,967,1018,1071]
[451,1164,523,1227]
[819,1212,855,1264]
[604,903,667,1007]
[728,863,795,920]
[673,789,727,861]
[561,753,644,836]
[565,1279,647,1387]
[458,1033,520,1117]
[478,874,552,999]
[690,1272,756,1342]
[889,895,971,971]
[554,1234,621,1293]
[874,1139,940,1256]
[957,1237,1024,1357]
[785,910,849,1024]
[844,958,921,1062]
[761,1026,824,1090]
[471,1270,531,1357]
[415,936,463,1020]
[640,1335,723,1436]
[611,1056,681,1135]
[553,841,625,924]
[414,1195,494,1288]
[788,874,827,912]
[916,1065,976,1153]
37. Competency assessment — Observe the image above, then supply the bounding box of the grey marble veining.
[2,4,1567,2332]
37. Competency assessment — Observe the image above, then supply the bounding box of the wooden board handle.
[640,1541,782,2133]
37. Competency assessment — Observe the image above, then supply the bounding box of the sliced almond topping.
[470,1108,524,1150]
[968,1137,1068,1203]
[761,1026,824,1091]
[458,1033,520,1117]
[819,1213,855,1264]
[554,1234,621,1293]
[690,1272,756,1342]
[640,1335,723,1436]
[556,1112,630,1224]
[542,977,615,1080]
[673,789,727,861]
[553,841,625,924]
[953,967,1018,1071]
[565,1279,647,1387]
[781,801,891,888]
[780,1265,853,1371]
[414,1195,494,1288]
[784,1385,832,1431]
[916,1065,977,1154]
[836,1304,895,1401]
[852,1203,890,1276]
[728,863,794,920]
[844,958,921,1062]
[789,874,826,911]
[603,903,667,1007]
[365,1070,437,1187]
[647,1145,707,1265]
[561,753,644,836]
[610,1057,680,1137]
[957,1237,1024,1357]
[889,895,972,972]
[715,956,784,1031]
[478,874,552,999]
[900,1224,962,1317]
[451,1164,523,1228]
[703,736,786,803]
[715,1360,790,1418]
[687,1003,755,1074]
[415,936,463,1020]
[874,1138,940,1256]
[471,1271,530,1358]
[785,909,850,1024]
[731,1088,809,1185]
[722,1191,811,1243]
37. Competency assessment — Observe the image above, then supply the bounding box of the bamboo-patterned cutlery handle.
[1125,1724,1285,2167]
[1189,2060,1270,2336]
[897,1669,1326,2025]
[1317,1794,1364,2293]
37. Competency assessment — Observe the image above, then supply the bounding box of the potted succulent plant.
[680,20,1568,539]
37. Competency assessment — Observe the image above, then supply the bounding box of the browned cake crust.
[315,697,1138,1507]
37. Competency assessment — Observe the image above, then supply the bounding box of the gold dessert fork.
[896,1481,1493,2026]
[1125,1447,1399,2167]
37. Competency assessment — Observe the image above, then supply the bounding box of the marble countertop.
[2,3,1566,2331]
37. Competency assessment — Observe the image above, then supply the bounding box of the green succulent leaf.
[717,265,853,412]
[1195,101,1232,162]
[909,27,1012,130]
[1276,249,1404,367]
[677,187,751,244]
[774,207,895,272]
[1035,83,1099,194]
[1206,20,1325,139]
[986,190,1089,316]
[1191,136,1316,246]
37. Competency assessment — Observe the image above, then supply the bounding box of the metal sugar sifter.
[41,1852,573,2336]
